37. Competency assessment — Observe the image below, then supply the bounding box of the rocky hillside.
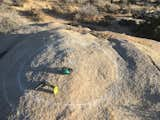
[0,0,160,120]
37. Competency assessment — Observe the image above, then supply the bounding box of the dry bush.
[12,0,27,6]
[63,0,89,4]
[75,4,99,22]
[0,17,18,34]
[76,0,88,4]
[134,11,160,41]
[63,0,76,3]
[20,9,41,21]
[93,0,108,7]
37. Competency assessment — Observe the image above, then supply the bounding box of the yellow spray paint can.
[53,86,59,95]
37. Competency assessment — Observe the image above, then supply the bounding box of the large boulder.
[0,23,160,120]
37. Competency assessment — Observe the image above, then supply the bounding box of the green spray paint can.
[61,67,73,75]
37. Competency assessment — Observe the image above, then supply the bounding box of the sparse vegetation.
[64,0,88,4]
[1,0,160,41]
[0,17,18,34]
[12,0,27,6]
[19,9,41,21]
[75,4,99,22]
[135,11,160,41]
[39,0,159,41]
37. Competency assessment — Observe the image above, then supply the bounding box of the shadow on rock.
[0,23,64,119]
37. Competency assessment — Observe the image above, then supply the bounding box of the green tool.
[61,67,73,75]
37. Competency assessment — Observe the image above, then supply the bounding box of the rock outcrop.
[0,23,160,120]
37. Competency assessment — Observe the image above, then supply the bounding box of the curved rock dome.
[0,23,160,120]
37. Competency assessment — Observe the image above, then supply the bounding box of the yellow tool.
[35,80,59,95]
[53,86,59,95]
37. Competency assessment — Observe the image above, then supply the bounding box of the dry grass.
[75,4,99,22]
[12,0,28,6]
[0,17,18,34]
[19,9,42,21]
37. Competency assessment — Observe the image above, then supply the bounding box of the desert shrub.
[63,0,76,3]
[135,13,160,41]
[154,25,160,40]
[0,17,18,34]
[62,0,88,4]
[76,0,89,4]
[80,4,98,16]
[19,9,41,21]
[12,0,27,6]
[75,4,99,21]
[105,2,121,13]
[93,0,108,7]
[128,0,136,4]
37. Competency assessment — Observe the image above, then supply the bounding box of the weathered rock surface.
[0,23,160,120]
